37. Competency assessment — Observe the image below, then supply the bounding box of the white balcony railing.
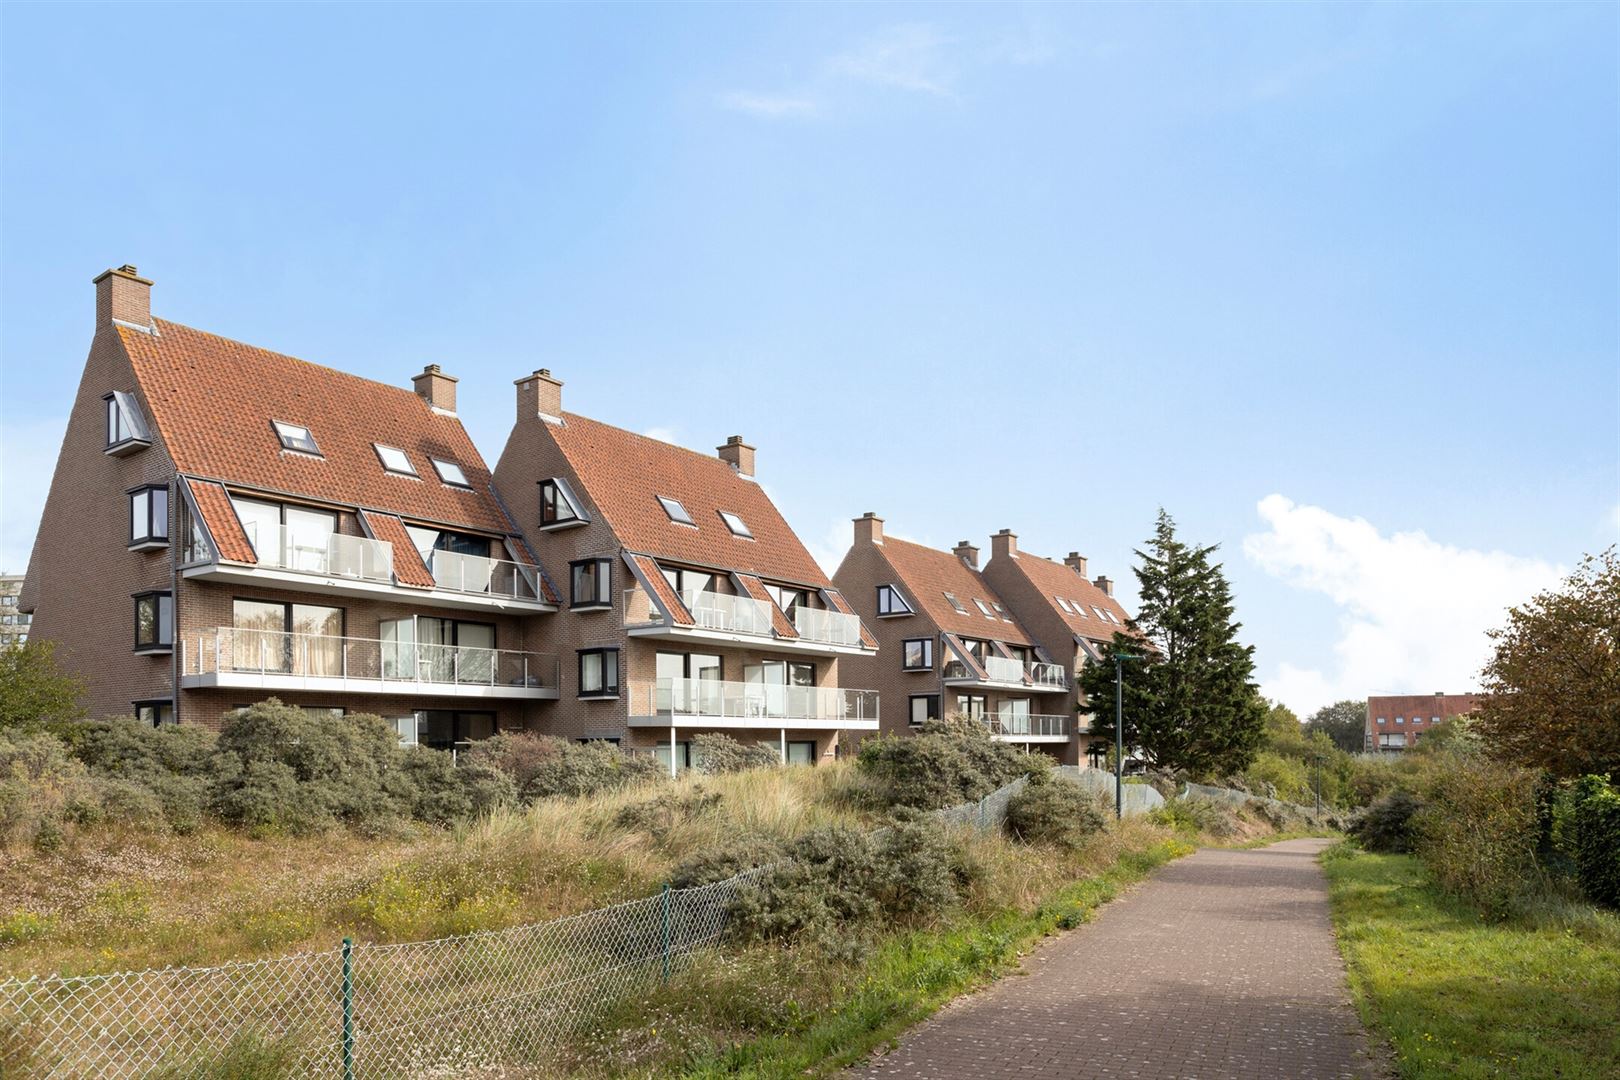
[680,589,774,636]
[427,549,541,601]
[246,523,393,583]
[984,713,1069,738]
[1028,662,1069,689]
[640,677,879,725]
[182,626,558,691]
[983,654,1024,683]
[945,655,1070,689]
[792,605,863,647]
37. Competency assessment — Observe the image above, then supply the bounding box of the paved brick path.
[851,839,1380,1080]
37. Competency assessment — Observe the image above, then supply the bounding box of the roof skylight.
[1055,596,1074,614]
[373,444,417,476]
[658,496,694,526]
[719,511,753,538]
[944,591,968,614]
[972,599,995,618]
[430,458,470,488]
[272,420,321,456]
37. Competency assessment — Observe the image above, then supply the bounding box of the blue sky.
[2,2,1615,715]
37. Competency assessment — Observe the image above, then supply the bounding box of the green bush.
[1569,774,1620,909]
[1004,773,1107,849]
[0,728,95,844]
[691,733,781,775]
[74,718,215,833]
[463,732,665,801]
[855,716,1035,810]
[397,751,515,825]
[1415,758,1543,919]
[614,787,724,839]
[1151,796,1241,837]
[1351,790,1424,853]
[668,832,784,888]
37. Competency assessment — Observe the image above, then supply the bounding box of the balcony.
[627,677,880,731]
[179,627,559,700]
[182,523,554,614]
[982,713,1070,743]
[943,656,1069,693]
[624,586,871,655]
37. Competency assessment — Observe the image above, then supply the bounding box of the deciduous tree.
[1306,699,1368,754]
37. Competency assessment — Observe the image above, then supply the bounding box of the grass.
[1322,842,1620,1079]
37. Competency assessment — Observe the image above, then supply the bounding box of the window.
[786,741,816,766]
[430,458,470,488]
[972,599,995,618]
[133,592,173,652]
[658,496,694,526]
[944,591,968,614]
[766,584,809,614]
[104,391,150,452]
[133,700,175,727]
[1071,602,1089,618]
[1431,715,1442,724]
[373,444,417,476]
[992,602,1011,622]
[128,485,169,548]
[876,584,912,616]
[1091,606,1109,621]
[956,694,987,718]
[909,694,941,726]
[415,710,497,751]
[902,638,934,671]
[1055,596,1074,613]
[571,558,612,608]
[1376,716,1386,725]
[718,511,752,538]
[538,478,586,527]
[578,648,620,697]
[1396,716,1405,725]
[271,420,321,455]
[661,566,714,596]
[232,599,344,674]
[654,740,692,773]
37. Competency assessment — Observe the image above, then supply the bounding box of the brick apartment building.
[20,266,880,766]
[0,574,30,646]
[832,515,1085,762]
[492,372,879,771]
[1365,692,1482,752]
[980,530,1134,766]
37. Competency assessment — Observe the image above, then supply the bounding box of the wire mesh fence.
[0,869,762,1079]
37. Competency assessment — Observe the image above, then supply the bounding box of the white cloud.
[716,91,818,118]
[0,416,66,573]
[826,23,957,96]
[1243,494,1563,716]
[641,426,681,445]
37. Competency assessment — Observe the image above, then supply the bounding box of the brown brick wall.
[1365,692,1481,749]
[983,553,1091,765]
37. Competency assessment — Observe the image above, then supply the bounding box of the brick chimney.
[853,512,884,546]
[515,368,563,422]
[1064,552,1088,577]
[717,435,756,478]
[1094,576,1114,597]
[990,529,1018,562]
[94,264,152,332]
[952,540,979,569]
[412,364,458,414]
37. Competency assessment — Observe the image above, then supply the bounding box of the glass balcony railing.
[426,549,541,601]
[639,677,879,725]
[792,605,863,647]
[944,656,1070,689]
[680,589,774,636]
[245,523,393,583]
[983,713,1069,738]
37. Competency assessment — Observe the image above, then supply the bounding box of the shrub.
[668,832,784,888]
[464,732,665,801]
[1350,790,1423,853]
[397,750,516,826]
[1569,774,1620,909]
[0,728,96,844]
[1415,758,1543,918]
[614,787,723,838]
[855,716,1034,811]
[691,733,781,775]
[74,718,214,832]
[1151,796,1241,838]
[1004,773,1107,850]
[0,640,86,731]
[1239,751,1312,805]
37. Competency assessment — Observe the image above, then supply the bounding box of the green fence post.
[661,883,673,981]
[341,937,355,1080]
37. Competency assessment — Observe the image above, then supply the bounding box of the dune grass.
[1322,843,1620,1079]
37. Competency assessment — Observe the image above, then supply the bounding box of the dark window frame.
[133,699,175,727]
[876,584,911,617]
[104,391,150,453]
[909,694,941,726]
[786,740,817,765]
[270,419,322,456]
[901,637,934,671]
[127,484,170,548]
[570,558,613,609]
[577,647,621,698]
[538,478,586,528]
[133,591,173,653]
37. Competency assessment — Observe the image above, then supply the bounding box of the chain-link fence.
[0,869,761,1079]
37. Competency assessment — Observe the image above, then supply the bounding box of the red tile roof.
[360,511,435,588]
[185,479,255,563]
[122,321,510,534]
[876,537,1034,646]
[1001,551,1132,643]
[547,414,829,587]
[627,552,695,626]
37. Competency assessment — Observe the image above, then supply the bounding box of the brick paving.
[851,838,1381,1079]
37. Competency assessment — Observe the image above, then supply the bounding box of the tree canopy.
[0,640,86,731]
[1305,699,1368,754]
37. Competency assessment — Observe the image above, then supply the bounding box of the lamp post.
[1113,652,1141,820]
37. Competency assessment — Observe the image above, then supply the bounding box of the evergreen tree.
[1304,699,1367,754]
[1080,510,1267,776]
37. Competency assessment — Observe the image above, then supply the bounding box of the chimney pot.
[93,263,153,331]
[989,529,1018,561]
[854,512,884,546]
[1094,575,1114,597]
[412,364,459,414]
[515,368,563,422]
[717,435,756,477]
[1064,552,1089,577]
[952,540,980,569]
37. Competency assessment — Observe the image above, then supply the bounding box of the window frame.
[909,694,941,726]
[538,477,587,529]
[430,457,471,488]
[570,558,613,609]
[127,484,170,550]
[270,420,322,456]
[132,591,174,653]
[1055,596,1075,614]
[577,647,621,698]
[876,584,912,617]
[372,443,418,477]
[718,510,753,539]
[901,637,934,671]
[104,391,151,454]
[132,699,175,727]
[657,496,695,526]
[972,598,995,618]
[943,591,968,614]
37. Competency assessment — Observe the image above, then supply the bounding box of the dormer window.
[430,458,470,488]
[719,511,753,539]
[373,444,417,476]
[973,599,995,618]
[104,391,151,455]
[539,478,586,528]
[944,592,968,614]
[1055,596,1075,614]
[658,497,694,526]
[876,584,912,617]
[271,421,321,456]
